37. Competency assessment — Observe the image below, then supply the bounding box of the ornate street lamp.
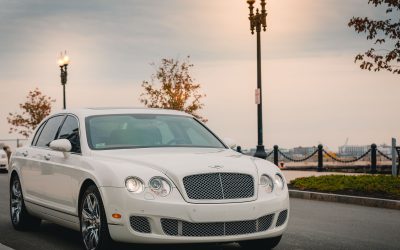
[246,0,268,159]
[57,51,70,110]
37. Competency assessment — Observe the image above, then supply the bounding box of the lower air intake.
[129,216,151,233]
[276,210,288,227]
[161,214,274,237]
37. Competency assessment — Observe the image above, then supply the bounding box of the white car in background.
[9,108,289,250]
[0,149,8,171]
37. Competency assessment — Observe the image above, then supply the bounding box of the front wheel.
[79,185,112,250]
[10,175,41,230]
[239,235,282,249]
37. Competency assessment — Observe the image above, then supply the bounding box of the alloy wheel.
[10,179,22,225]
[81,193,101,250]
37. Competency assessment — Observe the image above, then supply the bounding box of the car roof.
[52,107,192,118]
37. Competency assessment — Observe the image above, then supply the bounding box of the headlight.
[274,174,285,190]
[260,174,274,193]
[149,177,172,197]
[125,177,145,193]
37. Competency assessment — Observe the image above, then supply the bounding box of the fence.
[240,144,400,175]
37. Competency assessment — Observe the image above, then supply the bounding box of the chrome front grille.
[183,173,254,200]
[161,214,274,237]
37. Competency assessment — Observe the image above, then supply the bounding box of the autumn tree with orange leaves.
[140,56,207,122]
[348,0,400,74]
[8,88,56,138]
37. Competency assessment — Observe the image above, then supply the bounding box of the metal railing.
[239,144,399,175]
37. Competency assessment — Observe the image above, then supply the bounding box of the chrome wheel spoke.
[85,196,94,213]
[82,209,93,222]
[93,204,99,218]
[90,230,97,248]
[12,183,21,198]
[11,199,20,207]
[83,230,93,249]
[92,229,99,244]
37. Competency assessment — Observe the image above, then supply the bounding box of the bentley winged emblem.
[208,165,224,169]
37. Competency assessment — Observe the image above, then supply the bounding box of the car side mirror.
[49,139,72,153]
[223,138,237,149]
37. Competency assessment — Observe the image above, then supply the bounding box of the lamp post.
[57,51,70,110]
[246,0,268,159]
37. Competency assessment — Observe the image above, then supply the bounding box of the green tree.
[7,88,56,138]
[348,0,400,74]
[140,56,207,122]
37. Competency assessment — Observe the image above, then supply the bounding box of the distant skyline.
[0,0,398,149]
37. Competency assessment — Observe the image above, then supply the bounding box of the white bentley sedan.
[9,108,289,250]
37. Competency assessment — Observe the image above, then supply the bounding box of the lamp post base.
[254,145,267,159]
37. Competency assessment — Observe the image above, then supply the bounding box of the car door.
[42,115,82,214]
[20,115,65,204]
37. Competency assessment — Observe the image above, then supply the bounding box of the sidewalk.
[282,170,361,182]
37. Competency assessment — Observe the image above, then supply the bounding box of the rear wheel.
[79,185,112,250]
[10,175,41,230]
[239,235,282,249]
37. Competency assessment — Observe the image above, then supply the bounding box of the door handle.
[22,151,28,157]
[44,154,51,161]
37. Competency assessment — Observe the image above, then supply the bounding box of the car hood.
[91,147,259,185]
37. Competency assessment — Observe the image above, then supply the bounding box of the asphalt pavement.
[0,172,399,250]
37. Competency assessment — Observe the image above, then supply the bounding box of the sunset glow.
[0,0,398,149]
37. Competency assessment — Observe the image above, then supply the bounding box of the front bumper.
[99,187,290,244]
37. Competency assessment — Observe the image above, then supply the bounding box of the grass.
[289,175,400,200]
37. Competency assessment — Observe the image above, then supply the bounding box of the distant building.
[292,146,317,156]
[377,144,393,157]
[338,145,369,157]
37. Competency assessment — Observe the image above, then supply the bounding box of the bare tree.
[140,56,207,122]
[7,88,56,138]
[348,0,400,74]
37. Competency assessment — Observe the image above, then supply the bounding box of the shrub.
[290,175,400,198]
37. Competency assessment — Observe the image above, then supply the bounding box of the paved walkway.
[282,170,361,182]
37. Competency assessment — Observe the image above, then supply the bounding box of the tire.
[9,175,41,230]
[239,235,282,249]
[79,185,112,250]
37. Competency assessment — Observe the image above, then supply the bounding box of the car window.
[156,122,174,144]
[58,116,81,153]
[31,121,47,146]
[186,127,212,146]
[35,115,65,148]
[86,114,225,150]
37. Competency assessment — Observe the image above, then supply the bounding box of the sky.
[0,0,399,150]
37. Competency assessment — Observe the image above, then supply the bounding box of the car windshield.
[86,114,226,150]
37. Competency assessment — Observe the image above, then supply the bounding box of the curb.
[289,190,400,210]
